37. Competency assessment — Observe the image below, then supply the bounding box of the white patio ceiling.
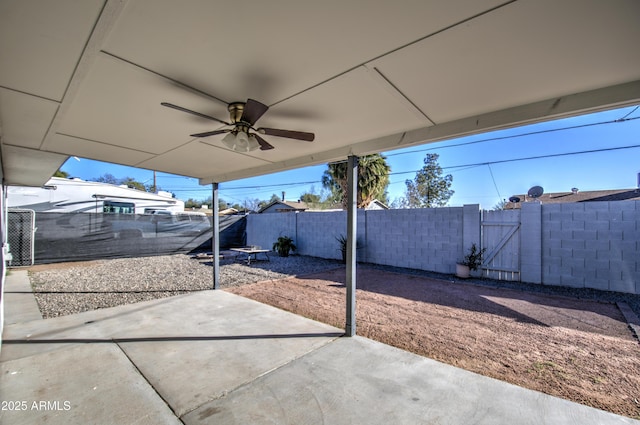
[1,0,640,187]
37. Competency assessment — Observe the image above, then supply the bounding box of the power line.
[619,105,639,120]
[221,180,319,190]
[385,115,640,157]
[442,143,640,170]
[487,164,502,200]
[168,142,640,195]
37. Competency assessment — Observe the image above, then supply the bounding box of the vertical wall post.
[462,204,481,250]
[520,202,542,284]
[212,183,220,290]
[462,204,482,275]
[345,155,358,337]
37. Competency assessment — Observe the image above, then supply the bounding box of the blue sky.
[59,105,640,209]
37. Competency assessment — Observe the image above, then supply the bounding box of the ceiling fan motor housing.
[161,98,314,150]
[228,102,245,124]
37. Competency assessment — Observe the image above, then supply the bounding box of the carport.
[1,0,640,340]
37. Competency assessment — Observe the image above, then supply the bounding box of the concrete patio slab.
[0,343,180,425]
[1,294,191,362]
[2,289,342,421]
[3,270,42,324]
[183,336,638,425]
[114,292,343,416]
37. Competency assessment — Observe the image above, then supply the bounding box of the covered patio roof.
[1,0,640,187]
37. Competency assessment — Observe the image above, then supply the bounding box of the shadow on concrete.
[2,332,344,345]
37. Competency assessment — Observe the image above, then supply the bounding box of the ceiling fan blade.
[258,127,315,142]
[253,133,274,150]
[161,102,230,126]
[190,129,231,138]
[241,99,269,125]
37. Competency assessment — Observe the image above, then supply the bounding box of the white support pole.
[212,183,220,290]
[345,155,358,337]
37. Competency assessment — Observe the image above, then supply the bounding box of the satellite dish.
[509,196,521,203]
[527,186,544,199]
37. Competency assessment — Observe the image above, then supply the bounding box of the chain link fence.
[5,210,246,265]
[7,209,36,266]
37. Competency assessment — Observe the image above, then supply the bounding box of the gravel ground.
[28,252,342,318]
[27,252,640,319]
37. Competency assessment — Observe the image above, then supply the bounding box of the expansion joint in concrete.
[113,342,186,425]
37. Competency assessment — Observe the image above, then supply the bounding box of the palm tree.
[322,154,390,209]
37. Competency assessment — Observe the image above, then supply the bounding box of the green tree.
[300,192,321,204]
[299,186,332,209]
[93,173,119,185]
[244,198,262,212]
[268,193,281,203]
[53,169,70,178]
[321,154,390,209]
[390,197,408,209]
[258,194,281,209]
[404,153,454,208]
[91,173,160,193]
[120,176,145,191]
[184,198,202,209]
[193,196,213,209]
[492,199,508,211]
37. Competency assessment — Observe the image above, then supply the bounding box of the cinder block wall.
[542,201,640,294]
[296,211,345,260]
[246,201,640,294]
[365,208,464,273]
[295,211,367,260]
[245,212,296,252]
[247,207,466,273]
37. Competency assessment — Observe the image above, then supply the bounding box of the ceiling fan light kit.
[162,98,315,152]
[222,130,260,152]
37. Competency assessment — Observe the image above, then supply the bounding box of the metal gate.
[481,209,520,281]
[7,209,36,266]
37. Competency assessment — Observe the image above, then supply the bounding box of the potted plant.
[272,236,296,257]
[336,235,348,263]
[456,243,486,278]
[336,234,363,263]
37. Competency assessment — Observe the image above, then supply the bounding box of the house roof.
[505,189,640,209]
[219,207,239,216]
[365,199,390,210]
[258,200,309,213]
[1,1,639,187]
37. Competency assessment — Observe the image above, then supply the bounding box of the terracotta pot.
[455,263,470,279]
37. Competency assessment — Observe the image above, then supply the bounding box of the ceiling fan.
[161,99,314,152]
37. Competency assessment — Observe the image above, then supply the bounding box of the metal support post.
[345,155,358,336]
[212,183,220,290]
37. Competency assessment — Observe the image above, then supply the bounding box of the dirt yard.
[227,266,640,419]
